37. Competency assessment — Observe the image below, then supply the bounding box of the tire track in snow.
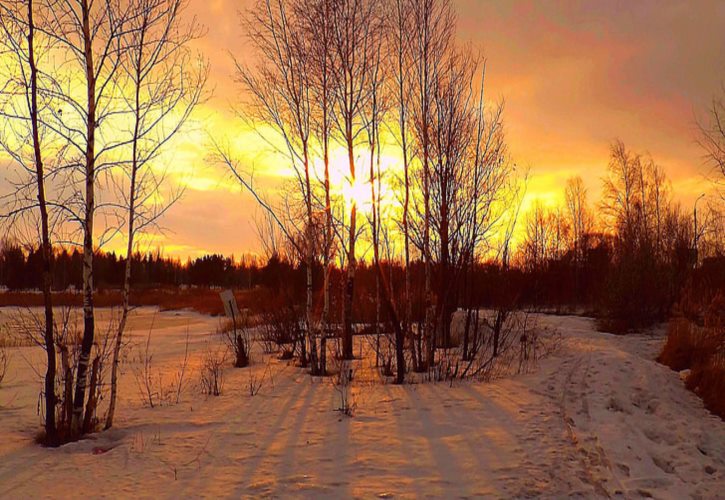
[557,351,624,498]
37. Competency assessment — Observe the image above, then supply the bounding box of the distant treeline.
[0,244,262,291]
[2,238,723,330]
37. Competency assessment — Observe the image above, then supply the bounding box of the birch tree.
[389,0,414,373]
[0,0,59,444]
[296,0,335,375]
[42,0,132,437]
[105,0,207,429]
[408,0,454,369]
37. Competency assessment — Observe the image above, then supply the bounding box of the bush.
[218,315,252,368]
[658,318,712,371]
[659,294,725,419]
[258,292,303,356]
[200,346,226,396]
[686,359,725,419]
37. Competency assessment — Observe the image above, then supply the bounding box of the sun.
[342,177,373,212]
[310,146,403,221]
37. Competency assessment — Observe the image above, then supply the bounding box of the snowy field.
[0,307,723,498]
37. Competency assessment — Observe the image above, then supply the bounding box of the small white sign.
[219,289,240,319]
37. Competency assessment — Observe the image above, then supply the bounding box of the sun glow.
[342,177,373,212]
[314,147,401,218]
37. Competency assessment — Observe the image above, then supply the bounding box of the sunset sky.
[142,0,722,259]
[4,0,723,259]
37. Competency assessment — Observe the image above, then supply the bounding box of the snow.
[0,308,723,498]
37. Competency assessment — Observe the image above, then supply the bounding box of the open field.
[0,308,722,498]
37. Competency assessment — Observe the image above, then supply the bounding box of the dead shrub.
[329,342,356,416]
[658,318,709,371]
[247,357,274,397]
[0,344,8,387]
[45,307,114,440]
[218,313,252,368]
[458,310,558,381]
[200,346,226,396]
[260,299,303,358]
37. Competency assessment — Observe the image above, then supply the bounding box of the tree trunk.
[423,146,434,369]
[27,0,57,445]
[304,148,315,372]
[72,0,97,437]
[320,138,330,376]
[439,193,451,347]
[343,138,356,360]
[373,261,405,384]
[83,356,100,434]
[61,346,73,430]
[396,0,413,377]
[105,203,133,429]
[106,40,144,429]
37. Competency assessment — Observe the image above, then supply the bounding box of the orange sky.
[7,0,721,259]
[142,0,723,259]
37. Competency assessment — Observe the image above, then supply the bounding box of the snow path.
[0,310,722,498]
[536,317,724,499]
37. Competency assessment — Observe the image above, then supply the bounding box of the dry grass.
[659,294,725,419]
[686,357,725,419]
[0,288,257,317]
[658,318,715,371]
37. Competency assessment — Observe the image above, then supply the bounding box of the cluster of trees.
[517,141,724,331]
[218,0,515,381]
[0,0,206,444]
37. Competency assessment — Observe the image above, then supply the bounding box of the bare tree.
[358,22,408,383]
[329,0,384,360]
[221,0,319,371]
[296,0,336,375]
[428,48,478,349]
[408,0,454,369]
[0,0,59,444]
[253,208,287,262]
[522,201,557,272]
[389,0,414,373]
[41,0,134,437]
[365,39,384,366]
[105,0,207,430]
[564,175,591,303]
[600,140,678,331]
[602,140,643,239]
[461,69,511,361]
[487,170,526,360]
[698,85,725,197]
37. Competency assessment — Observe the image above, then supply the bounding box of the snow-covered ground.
[0,308,722,498]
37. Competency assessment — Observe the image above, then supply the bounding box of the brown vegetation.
[659,294,725,419]
[0,288,257,317]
